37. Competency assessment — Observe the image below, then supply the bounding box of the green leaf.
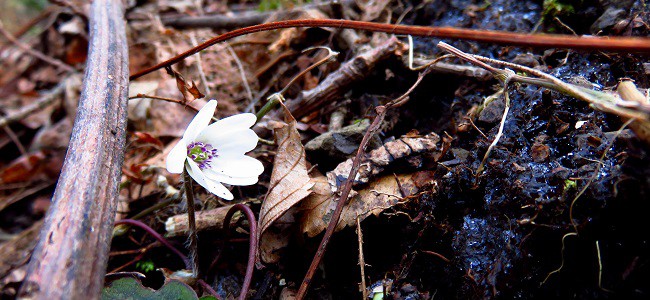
[102,277,199,300]
[135,260,155,273]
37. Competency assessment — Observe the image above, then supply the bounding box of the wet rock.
[598,0,634,10]
[305,119,382,161]
[590,7,627,34]
[512,53,540,68]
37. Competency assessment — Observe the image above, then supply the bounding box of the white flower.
[166,100,263,200]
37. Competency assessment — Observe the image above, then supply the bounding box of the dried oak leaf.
[165,66,205,102]
[300,172,430,238]
[258,104,314,263]
[299,132,443,237]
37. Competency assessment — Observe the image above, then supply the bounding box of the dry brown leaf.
[258,104,314,263]
[165,66,205,102]
[300,173,431,238]
[258,210,295,264]
[326,132,441,189]
[149,97,206,138]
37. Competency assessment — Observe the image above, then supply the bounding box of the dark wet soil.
[275,0,650,299]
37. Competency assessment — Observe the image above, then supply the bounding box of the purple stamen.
[187,141,218,170]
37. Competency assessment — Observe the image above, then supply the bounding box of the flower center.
[187,141,218,169]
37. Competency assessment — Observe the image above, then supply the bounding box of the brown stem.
[130,19,650,80]
[210,204,258,300]
[183,169,201,279]
[129,93,201,112]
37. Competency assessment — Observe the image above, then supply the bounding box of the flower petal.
[183,100,218,142]
[198,128,259,153]
[203,168,259,186]
[203,177,234,200]
[202,113,256,134]
[186,160,209,190]
[211,154,264,178]
[187,160,234,200]
[166,139,187,174]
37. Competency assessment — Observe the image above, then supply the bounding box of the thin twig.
[183,170,201,279]
[226,44,254,104]
[108,242,158,273]
[130,19,650,80]
[113,219,190,269]
[356,216,368,299]
[189,33,212,96]
[420,250,451,263]
[197,279,220,299]
[595,240,611,292]
[128,93,201,112]
[0,6,56,54]
[2,125,27,155]
[438,42,650,119]
[541,232,578,285]
[254,47,339,121]
[0,82,66,128]
[0,19,75,72]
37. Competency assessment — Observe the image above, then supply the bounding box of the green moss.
[542,0,579,19]
[135,259,155,273]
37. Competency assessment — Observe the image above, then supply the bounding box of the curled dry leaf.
[326,132,442,190]
[165,66,205,102]
[301,172,438,238]
[299,132,443,237]
[258,104,314,263]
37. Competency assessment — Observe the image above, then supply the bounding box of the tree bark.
[18,0,129,299]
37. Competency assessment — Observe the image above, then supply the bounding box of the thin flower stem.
[113,219,190,269]
[255,94,282,121]
[183,169,201,279]
[214,204,258,300]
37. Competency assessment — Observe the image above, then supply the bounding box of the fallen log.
[18,0,129,299]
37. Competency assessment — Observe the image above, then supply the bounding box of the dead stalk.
[131,19,650,80]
